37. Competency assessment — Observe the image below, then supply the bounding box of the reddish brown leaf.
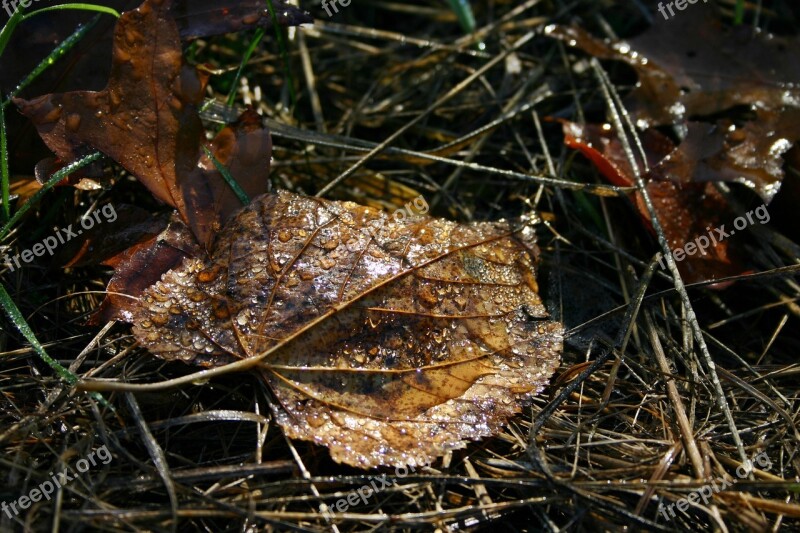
[13,0,205,213]
[57,206,168,268]
[547,13,800,220]
[131,191,563,467]
[655,111,800,203]
[92,215,199,323]
[560,120,674,190]
[560,121,748,284]
[183,108,272,243]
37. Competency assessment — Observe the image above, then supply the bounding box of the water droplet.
[65,113,81,132]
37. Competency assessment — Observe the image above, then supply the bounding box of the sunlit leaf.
[132,191,563,467]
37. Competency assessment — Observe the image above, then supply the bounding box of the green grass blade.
[0,104,8,222]
[0,283,111,409]
[0,151,104,241]
[202,146,250,205]
[5,18,98,103]
[0,8,24,57]
[447,0,476,34]
[20,3,120,22]
[226,28,266,108]
[734,0,745,25]
[0,283,78,385]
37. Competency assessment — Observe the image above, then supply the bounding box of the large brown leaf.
[132,191,563,467]
[13,0,205,213]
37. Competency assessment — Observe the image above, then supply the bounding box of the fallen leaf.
[560,120,747,284]
[183,107,272,244]
[13,0,273,250]
[547,10,800,284]
[13,0,205,213]
[92,215,199,323]
[57,205,168,268]
[131,191,563,467]
[547,7,800,126]
[658,111,800,204]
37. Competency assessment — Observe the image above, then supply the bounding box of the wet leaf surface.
[560,121,747,284]
[547,6,800,126]
[132,191,563,467]
[14,0,561,469]
[13,0,273,250]
[546,21,800,201]
[92,215,198,323]
[547,7,800,283]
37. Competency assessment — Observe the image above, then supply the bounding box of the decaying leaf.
[546,8,800,208]
[13,0,272,250]
[559,120,748,284]
[131,191,563,467]
[12,0,561,468]
[92,215,198,323]
[546,7,800,284]
[12,0,205,213]
[546,6,800,127]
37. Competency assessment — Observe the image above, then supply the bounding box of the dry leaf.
[131,191,563,467]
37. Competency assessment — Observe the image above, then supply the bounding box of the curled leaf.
[131,191,563,467]
[92,215,199,323]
